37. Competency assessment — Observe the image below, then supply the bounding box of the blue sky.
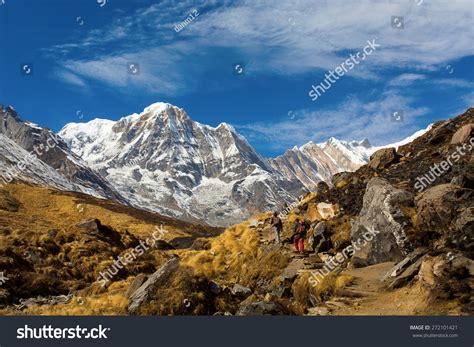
[0,0,473,157]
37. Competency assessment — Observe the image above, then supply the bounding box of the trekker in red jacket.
[293,219,306,253]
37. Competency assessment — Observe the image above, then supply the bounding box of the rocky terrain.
[0,108,471,316]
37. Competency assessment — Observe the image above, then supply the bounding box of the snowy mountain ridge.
[59,103,302,226]
[1,102,429,226]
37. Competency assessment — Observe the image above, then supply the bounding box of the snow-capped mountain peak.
[59,102,302,226]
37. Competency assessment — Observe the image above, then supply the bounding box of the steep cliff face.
[269,138,374,191]
[0,105,124,201]
[60,103,304,226]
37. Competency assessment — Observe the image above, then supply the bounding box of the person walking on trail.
[293,218,300,236]
[271,212,283,244]
[293,219,306,253]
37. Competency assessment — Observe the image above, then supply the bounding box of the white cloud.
[55,70,87,88]
[389,73,426,86]
[48,0,473,94]
[237,92,430,150]
[434,78,474,89]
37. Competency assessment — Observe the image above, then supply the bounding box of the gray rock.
[308,221,331,253]
[154,240,175,250]
[280,258,306,282]
[382,248,428,281]
[415,184,468,235]
[236,301,286,316]
[450,123,473,144]
[126,274,148,299]
[387,255,427,290]
[231,284,252,299]
[270,278,293,298]
[128,258,180,314]
[351,178,414,267]
[368,148,397,170]
[76,219,102,232]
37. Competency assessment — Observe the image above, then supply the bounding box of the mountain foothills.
[0,104,472,316]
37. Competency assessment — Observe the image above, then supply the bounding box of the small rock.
[231,284,252,299]
[154,240,175,250]
[209,281,222,295]
[236,301,286,316]
[307,306,329,316]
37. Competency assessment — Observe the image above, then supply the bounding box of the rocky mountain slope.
[1,102,429,227]
[270,138,374,191]
[0,107,471,316]
[60,102,424,226]
[0,105,125,202]
[59,103,304,226]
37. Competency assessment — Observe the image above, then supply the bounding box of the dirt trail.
[258,225,435,316]
[322,262,431,315]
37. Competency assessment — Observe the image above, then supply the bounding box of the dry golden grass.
[0,279,130,316]
[292,272,353,306]
[181,220,290,288]
[0,183,224,315]
[0,183,202,241]
[326,215,352,250]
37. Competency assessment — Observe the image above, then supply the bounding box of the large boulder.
[316,202,337,220]
[128,257,180,314]
[417,254,473,311]
[308,221,331,253]
[350,178,414,267]
[450,123,473,144]
[0,190,20,212]
[76,219,124,247]
[415,184,470,235]
[368,148,397,170]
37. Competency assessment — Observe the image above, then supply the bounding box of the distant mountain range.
[0,103,429,226]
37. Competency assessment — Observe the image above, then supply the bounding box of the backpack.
[297,223,306,237]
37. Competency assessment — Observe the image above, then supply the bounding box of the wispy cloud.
[47,0,473,95]
[389,73,426,87]
[237,92,430,150]
[55,70,87,88]
[434,78,474,89]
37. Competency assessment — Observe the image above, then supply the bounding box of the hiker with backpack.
[293,219,306,253]
[271,212,283,244]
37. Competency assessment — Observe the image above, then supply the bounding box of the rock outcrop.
[350,178,414,267]
[128,258,180,314]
